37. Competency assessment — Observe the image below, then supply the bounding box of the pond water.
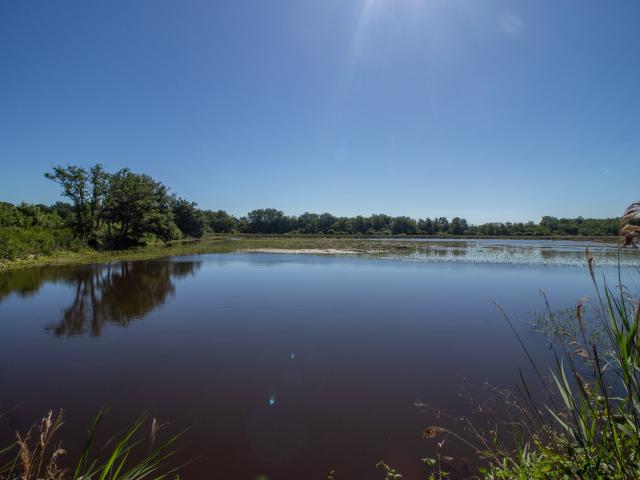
[0,247,637,478]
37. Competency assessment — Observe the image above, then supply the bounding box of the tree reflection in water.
[50,261,201,336]
[0,260,201,336]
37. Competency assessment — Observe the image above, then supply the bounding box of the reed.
[1,407,183,480]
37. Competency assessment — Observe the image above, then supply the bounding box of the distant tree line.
[217,209,619,237]
[0,163,625,260]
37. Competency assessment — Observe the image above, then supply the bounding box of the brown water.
[0,251,630,478]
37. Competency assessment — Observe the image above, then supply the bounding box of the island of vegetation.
[0,164,624,266]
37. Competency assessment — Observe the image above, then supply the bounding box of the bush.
[0,226,82,261]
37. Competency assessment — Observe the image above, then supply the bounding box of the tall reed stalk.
[1,407,184,480]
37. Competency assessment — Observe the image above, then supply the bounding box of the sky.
[1,0,639,224]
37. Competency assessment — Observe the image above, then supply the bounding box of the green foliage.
[449,217,468,235]
[0,202,82,260]
[0,202,65,229]
[172,198,204,238]
[471,216,619,237]
[45,164,186,249]
[212,212,619,236]
[201,209,237,233]
[0,227,81,261]
[102,168,178,248]
[391,216,417,235]
[45,164,109,243]
[242,208,293,234]
[376,461,403,480]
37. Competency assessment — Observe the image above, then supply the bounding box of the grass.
[1,408,184,480]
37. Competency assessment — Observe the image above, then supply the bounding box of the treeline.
[0,164,622,260]
[224,209,620,237]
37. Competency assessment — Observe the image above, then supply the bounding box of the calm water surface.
[0,248,636,478]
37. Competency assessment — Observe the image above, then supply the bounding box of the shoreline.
[0,234,623,271]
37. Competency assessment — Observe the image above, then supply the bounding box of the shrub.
[0,227,82,261]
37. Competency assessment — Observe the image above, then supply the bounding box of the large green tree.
[103,169,178,247]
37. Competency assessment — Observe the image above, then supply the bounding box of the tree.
[419,217,435,235]
[45,164,109,244]
[245,208,289,234]
[435,217,449,234]
[391,216,417,235]
[352,216,368,234]
[50,202,74,225]
[318,213,337,233]
[172,198,204,238]
[297,212,320,234]
[449,217,468,235]
[370,214,392,234]
[330,217,353,234]
[202,210,237,233]
[103,169,178,247]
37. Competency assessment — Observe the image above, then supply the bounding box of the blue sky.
[1,0,638,223]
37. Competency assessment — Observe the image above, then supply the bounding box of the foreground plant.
[1,408,183,480]
[480,201,640,479]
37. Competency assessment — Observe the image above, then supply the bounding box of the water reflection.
[0,261,201,336]
[0,266,80,302]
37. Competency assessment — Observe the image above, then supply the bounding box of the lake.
[1,241,637,478]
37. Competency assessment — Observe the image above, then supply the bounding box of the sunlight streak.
[347,0,379,73]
